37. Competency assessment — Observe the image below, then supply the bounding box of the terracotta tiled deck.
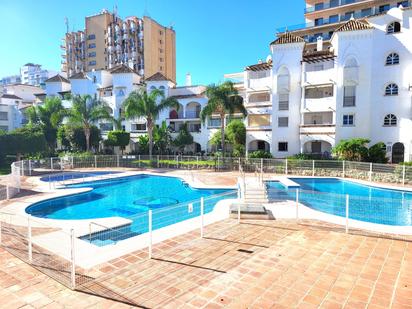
[0,218,411,309]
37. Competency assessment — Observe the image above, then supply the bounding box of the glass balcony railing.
[304,0,410,14]
[278,2,410,34]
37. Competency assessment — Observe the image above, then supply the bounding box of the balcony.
[303,68,335,86]
[246,92,271,107]
[300,124,336,135]
[304,0,369,14]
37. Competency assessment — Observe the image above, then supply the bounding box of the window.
[99,123,113,131]
[278,142,288,152]
[343,86,356,106]
[379,4,390,13]
[315,18,324,26]
[305,85,334,99]
[208,118,221,127]
[361,8,372,17]
[93,76,97,83]
[314,2,324,11]
[0,112,8,120]
[159,57,164,62]
[384,114,397,126]
[150,86,156,90]
[87,34,96,40]
[344,11,354,21]
[88,43,96,48]
[249,92,270,103]
[159,86,165,90]
[132,123,147,131]
[0,125,8,131]
[278,117,288,127]
[343,114,354,126]
[398,1,408,7]
[385,83,399,96]
[386,53,399,65]
[279,93,289,110]
[88,52,96,57]
[330,0,339,7]
[387,21,401,34]
[329,15,339,23]
[89,61,96,66]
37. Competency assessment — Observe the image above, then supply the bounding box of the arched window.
[384,114,397,126]
[387,22,401,34]
[159,85,165,91]
[149,86,156,90]
[386,53,400,65]
[385,83,399,96]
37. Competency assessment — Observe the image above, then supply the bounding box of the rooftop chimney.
[317,36,323,51]
[185,72,192,86]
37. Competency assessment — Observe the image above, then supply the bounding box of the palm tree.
[25,97,66,151]
[123,88,179,158]
[68,95,113,152]
[200,81,247,154]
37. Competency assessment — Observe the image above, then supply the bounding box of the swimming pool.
[267,178,412,226]
[27,174,236,246]
[40,171,120,182]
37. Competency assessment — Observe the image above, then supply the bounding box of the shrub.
[105,131,130,154]
[249,150,272,158]
[368,142,388,163]
[332,138,369,161]
[58,125,101,152]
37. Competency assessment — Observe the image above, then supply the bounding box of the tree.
[368,142,388,163]
[200,81,246,154]
[173,122,193,153]
[0,127,47,160]
[123,88,179,159]
[24,97,66,152]
[137,135,149,154]
[332,138,370,161]
[58,125,101,152]
[105,131,130,154]
[153,121,172,154]
[68,95,112,152]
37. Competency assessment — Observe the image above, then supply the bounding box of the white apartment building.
[226,6,412,163]
[42,6,411,162]
[0,94,24,132]
[20,63,55,88]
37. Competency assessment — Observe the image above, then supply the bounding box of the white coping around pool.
[1,171,238,268]
[1,171,412,268]
[267,175,412,236]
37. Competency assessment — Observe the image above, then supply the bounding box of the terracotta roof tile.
[69,72,87,79]
[335,18,373,32]
[245,61,273,71]
[270,32,305,45]
[45,74,70,83]
[0,94,22,100]
[145,72,173,82]
[109,64,136,74]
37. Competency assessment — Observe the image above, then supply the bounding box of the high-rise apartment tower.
[61,9,176,81]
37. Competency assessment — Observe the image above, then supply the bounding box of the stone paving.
[0,218,411,308]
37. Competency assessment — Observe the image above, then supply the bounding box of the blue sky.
[0,0,303,85]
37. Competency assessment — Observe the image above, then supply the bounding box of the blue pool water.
[267,178,412,226]
[27,174,236,246]
[40,171,119,182]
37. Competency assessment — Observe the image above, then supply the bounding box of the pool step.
[242,178,268,203]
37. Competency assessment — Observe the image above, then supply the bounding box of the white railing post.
[70,229,76,290]
[6,185,9,200]
[342,160,345,178]
[94,155,97,168]
[50,158,53,171]
[27,215,32,263]
[285,159,288,175]
[148,210,152,259]
[117,155,120,168]
[295,189,299,220]
[157,155,160,168]
[71,156,74,169]
[60,157,63,171]
[345,194,349,233]
[402,165,406,186]
[197,156,199,169]
[138,154,141,168]
[176,155,179,168]
[312,160,315,177]
[217,156,220,171]
[369,162,372,182]
[28,159,32,176]
[242,175,246,201]
[200,197,204,238]
[238,157,241,173]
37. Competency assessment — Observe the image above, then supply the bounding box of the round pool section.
[267,178,412,226]
[40,171,120,182]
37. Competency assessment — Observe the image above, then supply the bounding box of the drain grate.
[237,249,254,254]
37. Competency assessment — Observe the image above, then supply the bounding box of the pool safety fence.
[267,186,412,238]
[0,190,237,290]
[0,211,74,289]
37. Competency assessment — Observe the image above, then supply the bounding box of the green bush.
[58,125,101,152]
[368,142,388,163]
[249,150,272,159]
[105,131,130,154]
